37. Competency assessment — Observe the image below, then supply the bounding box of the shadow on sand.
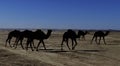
[106,43,120,45]
[37,48,106,53]
[38,49,68,53]
[77,50,105,52]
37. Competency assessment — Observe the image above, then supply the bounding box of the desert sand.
[0,29,120,66]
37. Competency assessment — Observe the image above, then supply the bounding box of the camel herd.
[5,29,110,51]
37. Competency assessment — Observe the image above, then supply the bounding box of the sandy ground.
[0,30,120,66]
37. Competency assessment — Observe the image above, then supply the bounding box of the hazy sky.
[0,0,120,29]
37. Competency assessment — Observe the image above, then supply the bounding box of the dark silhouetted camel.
[91,31,110,44]
[78,30,88,40]
[61,29,80,50]
[26,29,52,51]
[5,30,21,47]
[14,30,35,49]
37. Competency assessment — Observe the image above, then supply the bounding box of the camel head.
[84,31,88,35]
[45,29,52,39]
[104,31,110,36]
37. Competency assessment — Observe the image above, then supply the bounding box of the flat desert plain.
[0,29,120,66]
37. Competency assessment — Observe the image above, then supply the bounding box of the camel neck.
[77,31,80,38]
[84,31,88,35]
[104,31,109,36]
[45,30,52,39]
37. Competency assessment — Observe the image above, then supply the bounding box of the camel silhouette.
[26,29,52,51]
[14,30,35,49]
[78,30,88,40]
[91,31,110,44]
[61,29,80,50]
[5,30,21,47]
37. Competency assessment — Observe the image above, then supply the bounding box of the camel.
[14,30,35,49]
[5,30,21,48]
[78,30,88,40]
[26,29,52,51]
[61,29,80,50]
[91,31,110,44]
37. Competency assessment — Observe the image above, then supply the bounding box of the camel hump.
[95,31,103,34]
[35,29,42,33]
[78,30,84,33]
[13,30,20,32]
[36,29,42,31]
[48,29,52,32]
[10,30,20,34]
[24,30,32,32]
[67,29,73,32]
[67,29,75,33]
[14,30,19,31]
[106,31,110,33]
[35,29,44,35]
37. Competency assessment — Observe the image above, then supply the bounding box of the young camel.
[61,29,80,50]
[5,30,21,48]
[26,29,52,51]
[91,31,110,44]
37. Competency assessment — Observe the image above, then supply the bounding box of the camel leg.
[66,39,70,50]
[6,38,12,48]
[32,41,36,48]
[20,39,24,49]
[95,37,98,44]
[61,39,64,50]
[98,37,101,45]
[13,38,18,47]
[15,38,24,49]
[42,40,46,50]
[28,40,35,48]
[17,37,24,49]
[26,41,28,50]
[103,37,106,45]
[26,38,34,51]
[26,40,34,51]
[78,36,81,40]
[91,36,94,44]
[72,39,77,50]
[14,38,19,48]
[72,39,74,49]
[26,39,30,50]
[82,35,85,40]
[14,38,24,49]
[9,39,12,48]
[36,40,42,51]
[29,41,34,51]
